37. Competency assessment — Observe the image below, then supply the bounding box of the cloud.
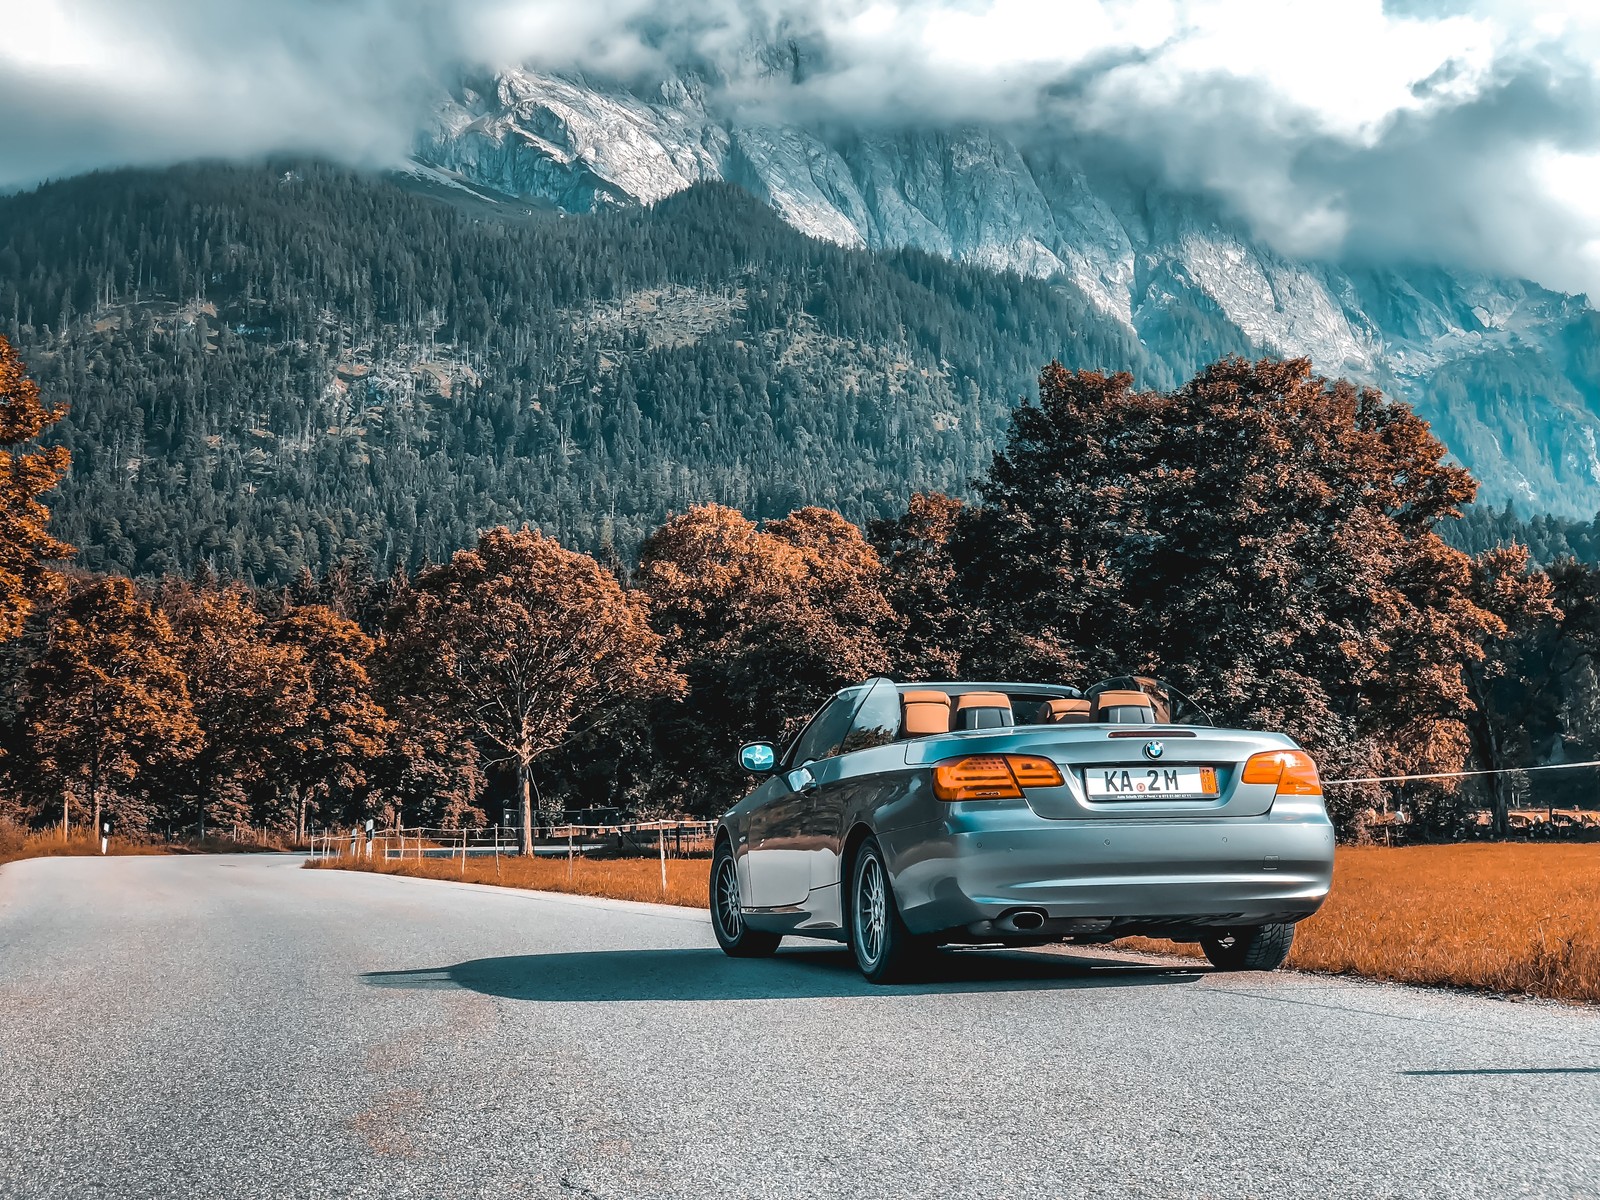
[6,1,1600,295]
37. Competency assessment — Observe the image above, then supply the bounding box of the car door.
[802,678,901,900]
[745,689,860,909]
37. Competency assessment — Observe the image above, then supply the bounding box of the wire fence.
[301,757,1600,862]
[1325,759,1600,843]
[307,820,719,864]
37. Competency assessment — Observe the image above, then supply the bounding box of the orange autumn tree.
[26,575,201,837]
[159,578,313,836]
[0,335,71,641]
[381,527,678,855]
[269,604,393,839]
[638,504,899,813]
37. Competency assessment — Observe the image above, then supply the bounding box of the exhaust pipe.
[1008,908,1047,932]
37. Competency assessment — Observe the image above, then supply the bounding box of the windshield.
[1085,675,1214,726]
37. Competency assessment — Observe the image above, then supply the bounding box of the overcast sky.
[7,0,1600,296]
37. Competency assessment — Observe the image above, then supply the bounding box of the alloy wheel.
[715,856,742,939]
[855,856,887,967]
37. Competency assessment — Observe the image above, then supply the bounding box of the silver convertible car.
[710,676,1335,982]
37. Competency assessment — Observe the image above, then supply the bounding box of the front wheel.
[1201,923,1295,971]
[710,840,780,958]
[848,838,929,983]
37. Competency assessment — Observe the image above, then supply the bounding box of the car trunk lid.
[906,727,1282,818]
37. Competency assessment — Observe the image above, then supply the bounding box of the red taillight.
[1007,755,1066,789]
[1241,749,1321,795]
[933,754,1064,801]
[933,756,1019,801]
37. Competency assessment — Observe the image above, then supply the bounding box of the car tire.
[1201,923,1295,971]
[847,838,928,984]
[710,840,781,958]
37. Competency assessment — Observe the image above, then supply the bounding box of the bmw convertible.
[710,676,1335,982]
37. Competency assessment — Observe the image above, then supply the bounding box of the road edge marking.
[302,859,711,923]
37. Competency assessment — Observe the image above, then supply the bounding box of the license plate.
[1085,766,1218,799]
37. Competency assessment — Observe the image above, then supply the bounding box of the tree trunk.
[1486,717,1511,838]
[61,790,69,841]
[518,762,534,858]
[1465,662,1512,838]
[296,790,308,843]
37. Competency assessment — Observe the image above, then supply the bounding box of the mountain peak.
[415,67,1600,518]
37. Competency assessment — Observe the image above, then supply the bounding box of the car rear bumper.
[879,797,1336,940]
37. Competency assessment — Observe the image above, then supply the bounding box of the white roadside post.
[659,826,667,897]
[100,820,109,856]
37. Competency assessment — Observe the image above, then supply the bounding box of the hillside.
[421,68,1600,518]
[2,161,1212,582]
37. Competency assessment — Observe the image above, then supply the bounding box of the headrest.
[901,690,953,737]
[1042,698,1092,723]
[1095,689,1156,723]
[1094,690,1151,709]
[954,691,1014,730]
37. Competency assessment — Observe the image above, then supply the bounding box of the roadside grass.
[0,821,169,868]
[305,850,712,908]
[0,820,303,868]
[1127,844,1600,1004]
[312,842,1600,1005]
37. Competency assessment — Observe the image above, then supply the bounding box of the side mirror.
[738,742,777,774]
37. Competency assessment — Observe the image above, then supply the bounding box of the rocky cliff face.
[418,67,1600,518]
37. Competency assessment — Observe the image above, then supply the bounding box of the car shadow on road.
[361,946,1203,1002]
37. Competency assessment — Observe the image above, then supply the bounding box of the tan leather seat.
[1094,689,1157,724]
[1041,698,1092,724]
[900,690,953,737]
[953,691,1014,730]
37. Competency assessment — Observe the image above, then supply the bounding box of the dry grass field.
[0,821,171,868]
[306,851,713,909]
[1130,844,1600,1004]
[315,843,1600,1003]
[0,820,303,868]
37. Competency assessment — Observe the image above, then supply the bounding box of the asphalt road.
[1,856,1597,1200]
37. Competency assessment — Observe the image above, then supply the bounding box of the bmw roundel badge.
[1143,740,1165,760]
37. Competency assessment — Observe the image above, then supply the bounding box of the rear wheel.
[1201,923,1295,971]
[848,838,929,983]
[710,840,780,958]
